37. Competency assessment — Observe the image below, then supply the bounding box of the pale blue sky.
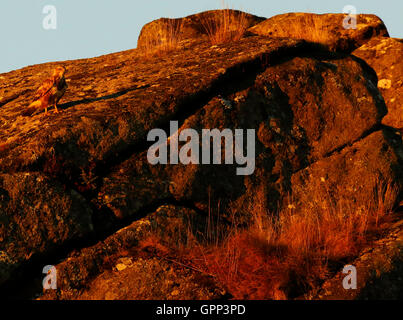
[0,0,402,74]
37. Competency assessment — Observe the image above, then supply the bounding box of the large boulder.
[248,13,389,52]
[291,130,403,213]
[137,10,265,49]
[39,205,224,300]
[0,172,93,286]
[0,37,306,181]
[97,51,399,223]
[353,37,403,128]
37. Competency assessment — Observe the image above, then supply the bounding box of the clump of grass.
[199,7,250,45]
[279,15,329,44]
[142,179,398,300]
[139,18,183,56]
[259,14,347,51]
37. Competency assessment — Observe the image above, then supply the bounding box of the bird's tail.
[22,100,42,116]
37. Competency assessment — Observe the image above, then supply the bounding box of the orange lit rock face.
[137,9,265,49]
[353,37,403,128]
[248,13,389,53]
[0,10,402,300]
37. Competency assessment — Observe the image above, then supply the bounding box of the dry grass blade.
[139,18,183,56]
[200,8,250,45]
[142,178,399,300]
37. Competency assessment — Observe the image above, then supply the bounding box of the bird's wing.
[33,78,55,101]
[58,76,67,89]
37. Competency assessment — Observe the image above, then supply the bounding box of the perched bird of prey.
[24,66,67,116]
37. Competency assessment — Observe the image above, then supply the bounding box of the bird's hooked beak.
[53,66,66,78]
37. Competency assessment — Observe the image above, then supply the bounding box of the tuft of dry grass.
[259,14,347,50]
[139,18,183,56]
[199,8,250,45]
[142,179,399,300]
[278,15,329,44]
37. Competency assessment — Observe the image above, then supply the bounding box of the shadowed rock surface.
[291,129,403,212]
[0,172,93,286]
[305,218,403,300]
[0,10,402,299]
[38,205,227,300]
